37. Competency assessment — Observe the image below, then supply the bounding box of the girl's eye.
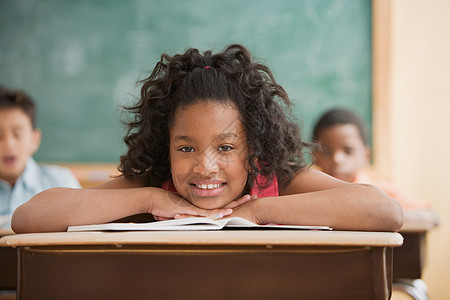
[218,145,233,152]
[179,146,194,153]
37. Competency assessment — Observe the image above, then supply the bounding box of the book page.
[67,217,331,232]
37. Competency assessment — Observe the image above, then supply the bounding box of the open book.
[67,217,331,232]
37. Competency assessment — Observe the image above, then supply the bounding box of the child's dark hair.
[0,86,37,128]
[312,108,368,144]
[119,44,307,191]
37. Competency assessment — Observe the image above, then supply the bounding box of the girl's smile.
[169,100,249,209]
[190,181,225,197]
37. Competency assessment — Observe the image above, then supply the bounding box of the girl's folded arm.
[253,169,403,232]
[12,185,154,233]
[11,176,231,233]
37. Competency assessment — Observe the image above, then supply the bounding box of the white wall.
[375,0,450,298]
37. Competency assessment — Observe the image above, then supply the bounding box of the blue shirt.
[0,158,81,229]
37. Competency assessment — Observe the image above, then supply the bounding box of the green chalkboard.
[0,0,372,162]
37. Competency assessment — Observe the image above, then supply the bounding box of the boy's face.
[169,101,249,209]
[314,124,369,182]
[0,108,41,185]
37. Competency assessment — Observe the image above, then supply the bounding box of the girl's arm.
[11,176,232,233]
[233,169,403,231]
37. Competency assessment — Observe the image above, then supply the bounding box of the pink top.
[162,173,279,198]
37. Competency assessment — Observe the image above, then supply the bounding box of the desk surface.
[400,223,437,232]
[0,230,403,248]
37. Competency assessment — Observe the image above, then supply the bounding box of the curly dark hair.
[119,44,308,192]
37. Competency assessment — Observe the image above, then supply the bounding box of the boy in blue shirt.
[0,86,80,229]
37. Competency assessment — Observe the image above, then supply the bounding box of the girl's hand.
[149,189,233,221]
[166,194,257,220]
[227,198,260,224]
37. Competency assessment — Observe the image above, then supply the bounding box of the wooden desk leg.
[393,279,428,300]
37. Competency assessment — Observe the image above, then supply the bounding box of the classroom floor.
[392,290,417,300]
[0,292,15,300]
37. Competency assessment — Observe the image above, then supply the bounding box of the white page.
[67,217,331,232]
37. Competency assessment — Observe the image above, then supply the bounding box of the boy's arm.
[403,209,440,230]
[235,169,403,232]
[11,176,231,233]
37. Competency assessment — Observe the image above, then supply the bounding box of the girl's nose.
[193,149,219,176]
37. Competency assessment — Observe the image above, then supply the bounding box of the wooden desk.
[62,163,118,188]
[393,230,426,279]
[0,229,16,292]
[392,222,435,300]
[0,230,402,300]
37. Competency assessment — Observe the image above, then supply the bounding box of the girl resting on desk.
[11,44,403,233]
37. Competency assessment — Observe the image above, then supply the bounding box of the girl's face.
[169,100,249,209]
[314,124,370,182]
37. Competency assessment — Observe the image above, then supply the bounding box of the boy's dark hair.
[119,44,307,191]
[312,108,368,145]
[0,86,37,128]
